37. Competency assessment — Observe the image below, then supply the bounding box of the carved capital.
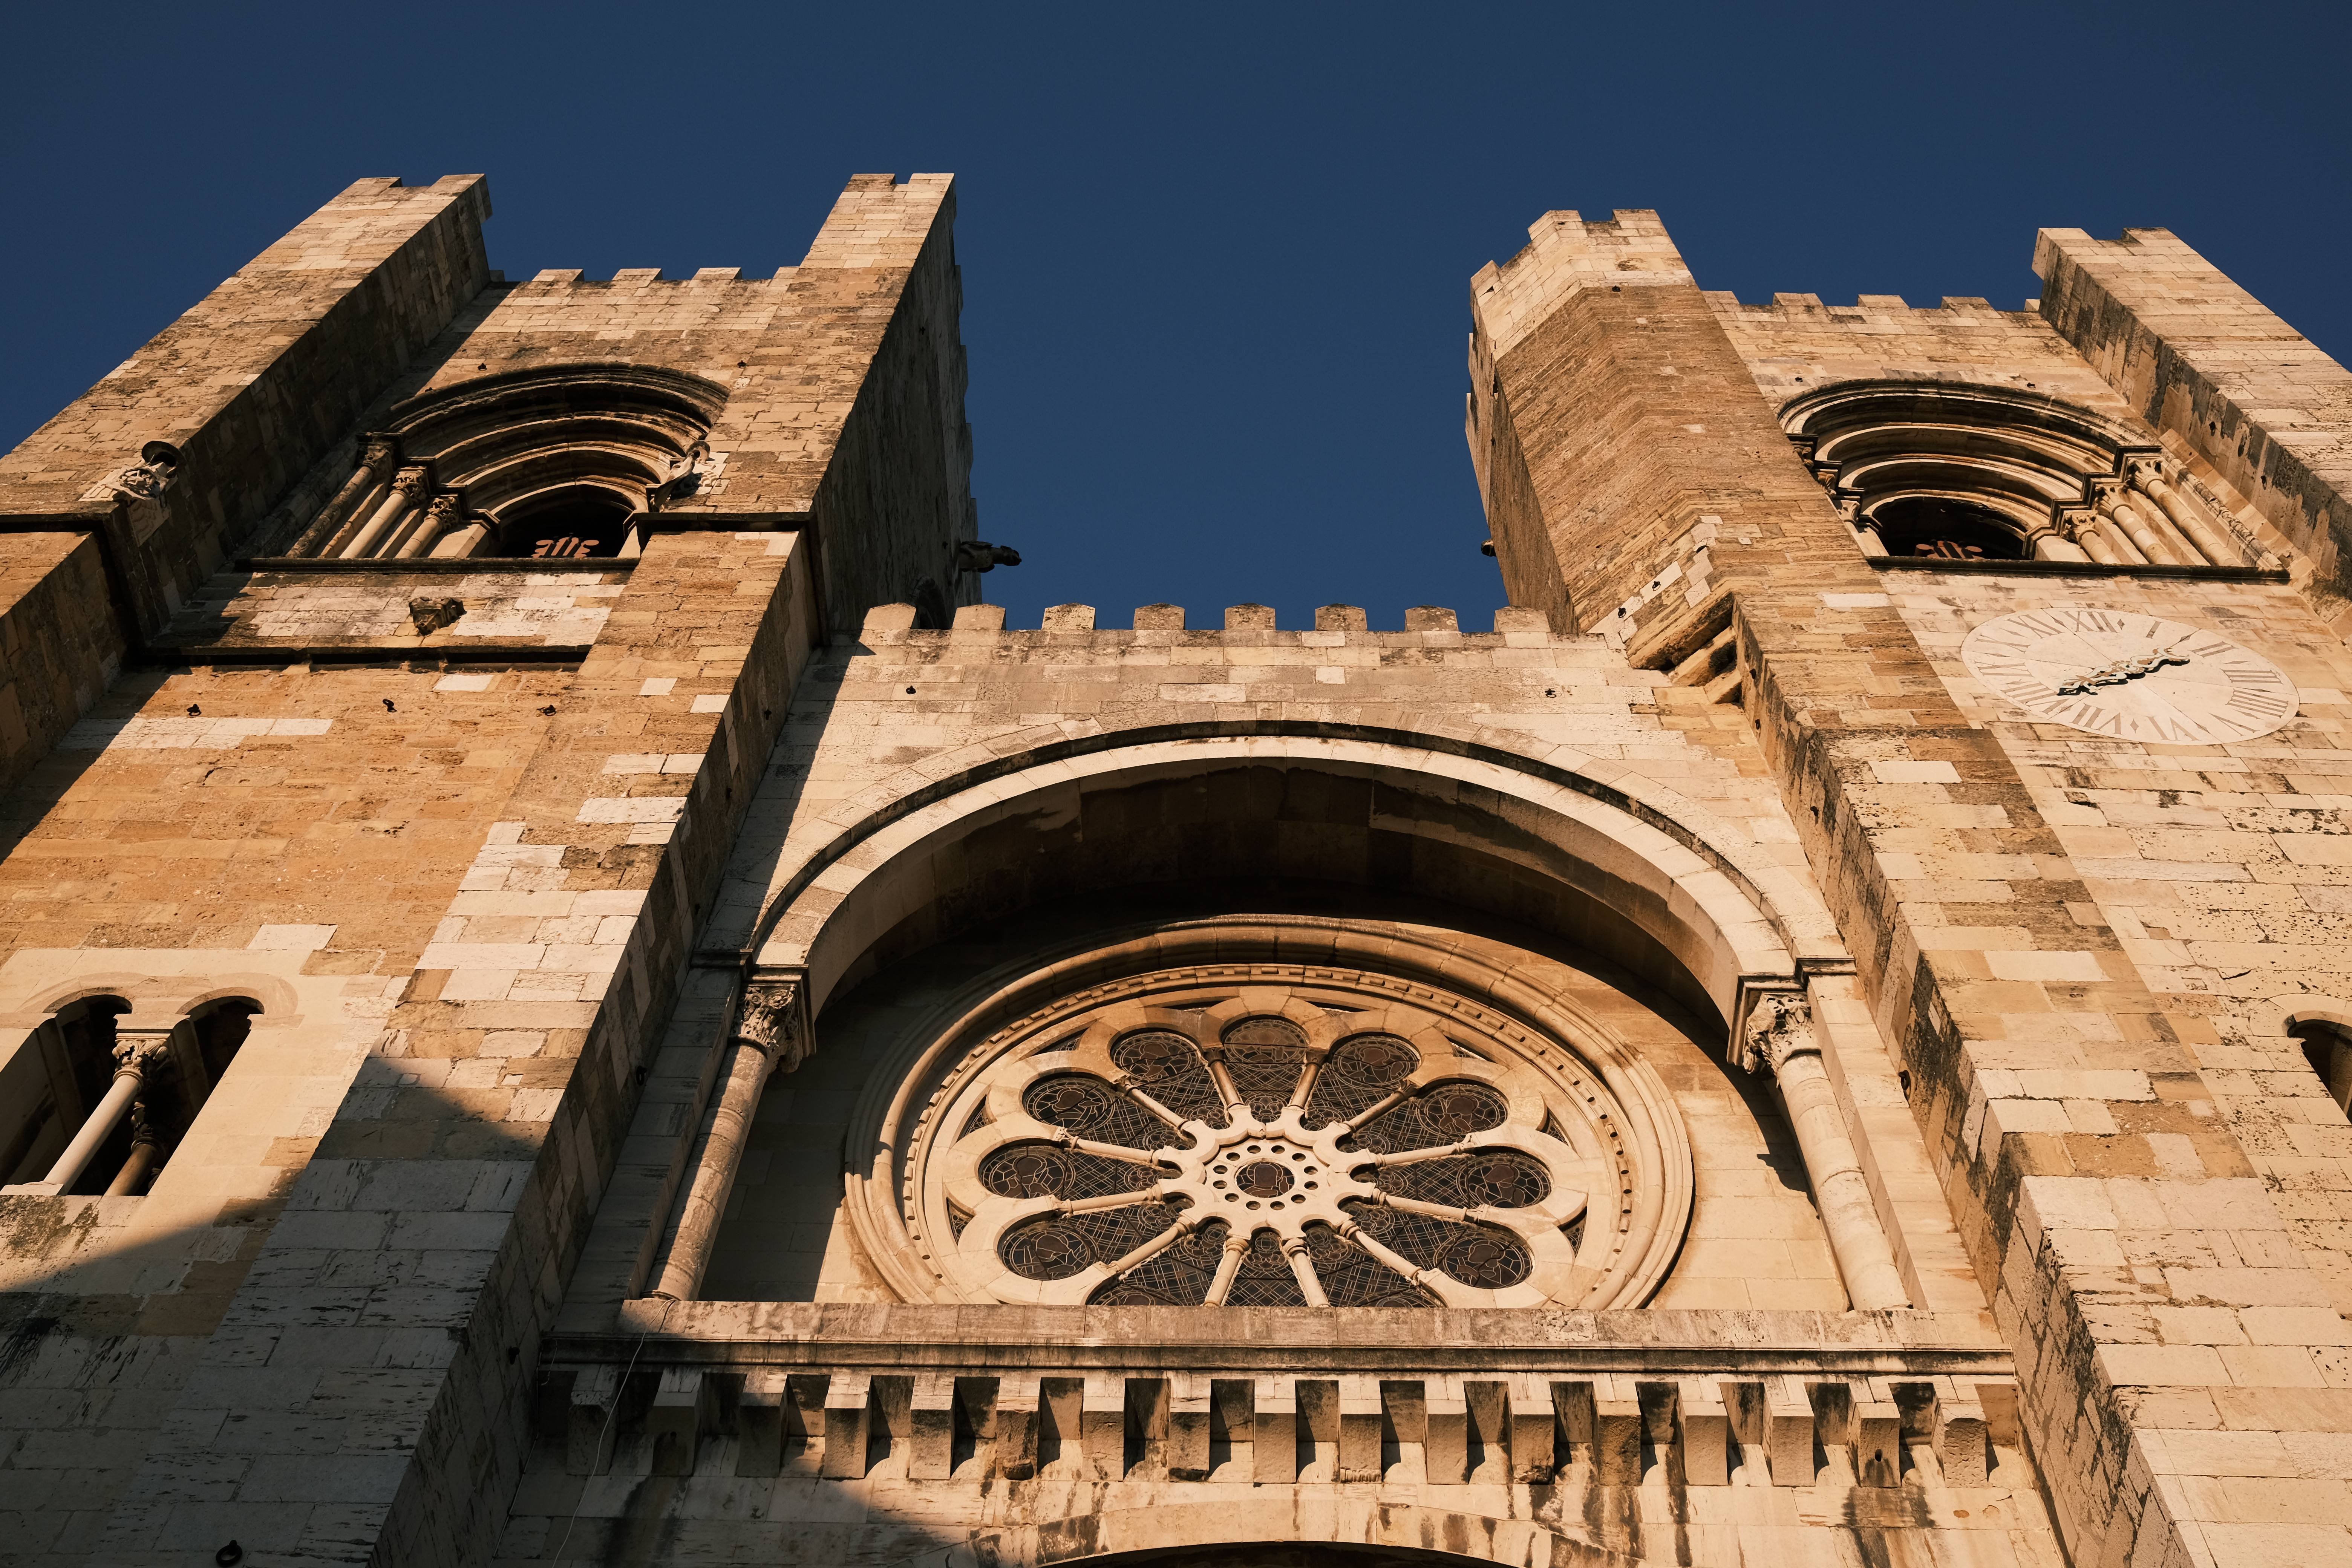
[1736,991,1813,1076]
[389,464,434,498]
[736,979,807,1072]
[126,1098,159,1148]
[360,436,401,472]
[110,1032,172,1081]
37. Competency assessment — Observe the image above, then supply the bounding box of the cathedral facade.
[0,173,2347,1568]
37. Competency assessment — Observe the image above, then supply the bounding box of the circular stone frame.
[846,939,1695,1311]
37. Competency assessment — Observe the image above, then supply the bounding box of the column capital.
[1735,989,1815,1076]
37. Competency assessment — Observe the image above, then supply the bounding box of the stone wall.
[0,534,122,798]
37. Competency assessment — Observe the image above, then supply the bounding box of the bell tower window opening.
[1781,381,2255,568]
[274,366,725,561]
[0,994,259,1197]
[490,484,635,559]
[1867,496,2027,561]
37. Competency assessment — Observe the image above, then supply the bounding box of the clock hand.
[2056,645,2189,696]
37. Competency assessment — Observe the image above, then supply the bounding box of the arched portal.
[743,728,1842,1029]
[687,728,1883,1315]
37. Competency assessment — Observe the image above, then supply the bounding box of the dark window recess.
[1869,498,2027,561]
[0,996,257,1194]
[2293,1021,2352,1119]
[492,486,633,559]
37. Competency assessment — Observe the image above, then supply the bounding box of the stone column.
[2027,524,2091,562]
[2132,464,2241,567]
[103,1100,162,1197]
[337,464,432,559]
[9,1031,171,1196]
[391,493,467,559]
[647,977,809,1300]
[1735,992,1909,1311]
[289,436,399,557]
[2096,488,2178,564]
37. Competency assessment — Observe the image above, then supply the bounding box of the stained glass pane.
[1375,1150,1550,1209]
[1306,1223,1433,1307]
[1222,1228,1308,1306]
[1023,1074,1173,1151]
[1301,1033,1419,1129]
[978,1144,1162,1200]
[1110,1031,1227,1125]
[1222,1017,1308,1120]
[1346,1080,1507,1153]
[999,1200,1182,1281]
[1343,1198,1531,1289]
[1092,1219,1230,1306]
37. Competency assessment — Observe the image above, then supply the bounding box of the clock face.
[1960,607,2298,743]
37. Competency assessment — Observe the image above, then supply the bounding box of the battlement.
[801,172,957,269]
[521,266,793,287]
[861,602,1580,643]
[1470,208,1695,358]
[1705,290,2035,320]
[507,174,957,288]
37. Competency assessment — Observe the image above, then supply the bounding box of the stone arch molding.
[744,727,1846,1029]
[1780,378,2254,567]
[908,1499,1701,1568]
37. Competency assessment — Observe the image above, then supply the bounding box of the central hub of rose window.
[1208,1140,1317,1211]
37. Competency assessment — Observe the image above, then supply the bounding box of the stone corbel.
[81,441,182,545]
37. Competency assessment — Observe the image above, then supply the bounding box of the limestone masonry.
[0,174,2347,1568]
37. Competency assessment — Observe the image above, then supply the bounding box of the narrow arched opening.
[2291,1018,2352,1119]
[490,483,635,558]
[0,994,259,1196]
[1,995,129,1191]
[1867,495,2027,560]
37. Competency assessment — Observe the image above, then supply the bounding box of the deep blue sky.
[5,3,2344,630]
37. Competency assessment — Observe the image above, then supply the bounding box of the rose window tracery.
[900,969,1691,1310]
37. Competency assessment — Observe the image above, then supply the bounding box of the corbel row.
[539,1364,2017,1491]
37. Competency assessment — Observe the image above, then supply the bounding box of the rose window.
[901,970,1691,1310]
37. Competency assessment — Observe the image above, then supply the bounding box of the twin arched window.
[0,995,257,1196]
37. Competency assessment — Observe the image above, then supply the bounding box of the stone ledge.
[556,1301,2009,1369]
[135,642,590,667]
[1868,556,2288,582]
[238,554,633,573]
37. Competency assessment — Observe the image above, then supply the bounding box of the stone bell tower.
[1473,208,2352,1566]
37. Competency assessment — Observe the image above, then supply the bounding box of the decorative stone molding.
[83,441,182,544]
[737,977,808,1072]
[1735,989,1813,1075]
